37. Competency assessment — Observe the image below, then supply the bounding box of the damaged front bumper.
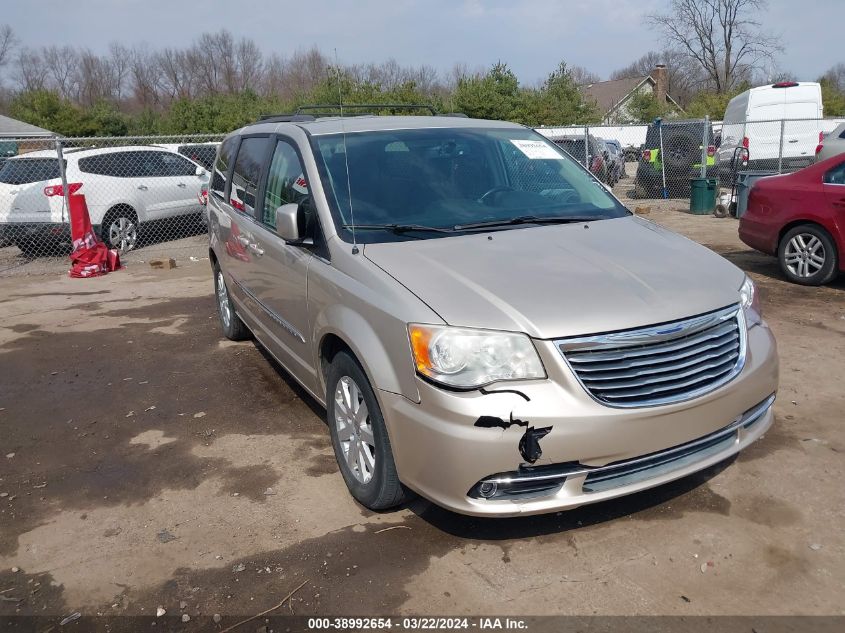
[380,323,778,517]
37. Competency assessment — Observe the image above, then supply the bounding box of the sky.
[2,0,841,85]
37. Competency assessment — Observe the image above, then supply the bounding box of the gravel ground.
[0,203,843,627]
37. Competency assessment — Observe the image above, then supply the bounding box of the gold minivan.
[208,114,779,516]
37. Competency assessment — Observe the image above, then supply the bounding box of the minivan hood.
[363,216,745,339]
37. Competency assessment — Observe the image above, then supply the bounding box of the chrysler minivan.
[207,114,779,517]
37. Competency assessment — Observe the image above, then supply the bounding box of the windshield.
[313,127,628,242]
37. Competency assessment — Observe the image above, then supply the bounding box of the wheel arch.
[314,309,421,406]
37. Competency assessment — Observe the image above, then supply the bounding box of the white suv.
[0,145,208,254]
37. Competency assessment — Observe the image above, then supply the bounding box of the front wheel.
[778,224,839,286]
[327,352,406,510]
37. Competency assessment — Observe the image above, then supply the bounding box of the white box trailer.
[716,81,824,174]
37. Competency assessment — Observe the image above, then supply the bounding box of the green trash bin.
[689,178,718,214]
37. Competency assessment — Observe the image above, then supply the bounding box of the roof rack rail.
[295,104,438,116]
[256,114,316,123]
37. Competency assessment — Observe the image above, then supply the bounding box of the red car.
[739,154,845,285]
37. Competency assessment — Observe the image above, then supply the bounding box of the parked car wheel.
[213,264,250,340]
[101,206,138,253]
[327,351,406,510]
[778,224,839,286]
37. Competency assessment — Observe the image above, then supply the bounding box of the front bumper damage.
[380,323,778,517]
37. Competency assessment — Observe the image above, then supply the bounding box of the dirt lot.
[1,205,843,625]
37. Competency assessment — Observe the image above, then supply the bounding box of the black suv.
[634,120,716,198]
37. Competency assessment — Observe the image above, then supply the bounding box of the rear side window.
[79,152,147,178]
[179,145,217,170]
[210,137,239,201]
[153,152,197,177]
[0,158,62,184]
[230,136,270,215]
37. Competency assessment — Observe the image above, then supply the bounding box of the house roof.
[582,76,652,115]
[0,114,55,137]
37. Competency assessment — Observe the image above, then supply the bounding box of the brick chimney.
[653,64,668,106]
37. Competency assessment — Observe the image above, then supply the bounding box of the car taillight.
[815,143,824,155]
[742,137,749,149]
[44,183,82,197]
[707,145,716,157]
[641,149,652,161]
[819,131,824,142]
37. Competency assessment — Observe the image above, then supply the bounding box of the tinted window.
[152,152,197,177]
[0,158,62,184]
[79,151,148,178]
[824,161,845,185]
[230,137,270,215]
[263,140,309,228]
[178,145,217,170]
[211,137,239,200]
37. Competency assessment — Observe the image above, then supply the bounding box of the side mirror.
[195,165,206,177]
[275,203,300,242]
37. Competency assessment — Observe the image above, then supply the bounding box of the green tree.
[528,62,599,125]
[685,82,751,119]
[819,77,845,117]
[453,62,521,121]
[625,91,671,123]
[9,90,87,136]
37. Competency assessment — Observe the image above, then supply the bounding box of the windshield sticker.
[510,139,563,160]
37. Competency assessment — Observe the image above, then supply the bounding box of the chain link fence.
[1,120,844,276]
[0,134,223,276]
[536,117,845,202]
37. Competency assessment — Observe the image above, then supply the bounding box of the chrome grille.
[557,305,746,407]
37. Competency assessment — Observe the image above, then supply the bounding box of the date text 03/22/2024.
[306,617,529,630]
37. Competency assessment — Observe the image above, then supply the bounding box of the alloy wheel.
[784,232,825,278]
[333,375,376,484]
[216,271,231,329]
[108,216,137,252]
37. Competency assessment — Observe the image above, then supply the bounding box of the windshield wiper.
[342,223,455,234]
[453,215,602,231]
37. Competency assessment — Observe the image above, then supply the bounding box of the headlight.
[739,276,761,326]
[408,324,546,388]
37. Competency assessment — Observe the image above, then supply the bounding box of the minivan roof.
[241,115,524,137]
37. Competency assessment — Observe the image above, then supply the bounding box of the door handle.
[247,243,264,257]
[137,185,148,191]
[788,139,798,143]
[177,183,187,188]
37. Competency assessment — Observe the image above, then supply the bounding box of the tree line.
[0,3,843,138]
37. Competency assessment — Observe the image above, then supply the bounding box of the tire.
[662,131,700,170]
[326,351,406,510]
[101,206,139,253]
[778,224,839,286]
[213,264,250,340]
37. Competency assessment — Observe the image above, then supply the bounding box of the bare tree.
[109,43,132,102]
[610,49,706,105]
[129,45,163,111]
[41,45,79,99]
[14,48,48,91]
[568,65,600,86]
[0,24,16,68]
[647,0,781,93]
[821,63,845,91]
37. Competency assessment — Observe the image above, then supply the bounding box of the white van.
[717,82,824,175]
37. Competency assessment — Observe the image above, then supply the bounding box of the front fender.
[313,304,421,404]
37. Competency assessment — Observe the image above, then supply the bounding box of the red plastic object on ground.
[68,193,121,278]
